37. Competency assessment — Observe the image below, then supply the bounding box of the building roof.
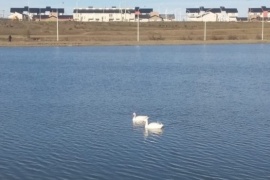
[186,8,200,13]
[225,8,238,13]
[73,7,153,14]
[249,8,262,13]
[32,15,73,19]
[206,8,221,13]
[186,6,238,14]
[135,7,153,13]
[186,7,221,13]
[73,8,134,14]
[249,6,270,13]
[139,8,153,14]
[10,6,64,14]
[261,6,270,11]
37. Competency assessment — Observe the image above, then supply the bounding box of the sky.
[1,0,270,18]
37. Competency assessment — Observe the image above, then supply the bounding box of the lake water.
[0,44,270,180]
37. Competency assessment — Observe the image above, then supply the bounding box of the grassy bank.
[1,20,270,46]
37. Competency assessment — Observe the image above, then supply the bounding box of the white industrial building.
[9,6,175,22]
[9,6,66,21]
[186,6,238,22]
[73,6,136,22]
[73,6,173,22]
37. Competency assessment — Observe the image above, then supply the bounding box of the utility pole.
[28,0,30,21]
[137,9,140,42]
[76,0,79,21]
[262,17,264,41]
[57,8,59,41]
[204,21,206,41]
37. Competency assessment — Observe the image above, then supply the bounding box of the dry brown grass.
[1,20,270,46]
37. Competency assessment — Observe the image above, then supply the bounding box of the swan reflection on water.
[144,128,164,137]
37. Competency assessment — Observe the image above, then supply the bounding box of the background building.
[9,6,71,21]
[186,6,238,22]
[73,6,135,22]
[248,6,270,21]
[8,5,176,22]
[73,6,174,22]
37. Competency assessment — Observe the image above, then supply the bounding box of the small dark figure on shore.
[8,35,12,42]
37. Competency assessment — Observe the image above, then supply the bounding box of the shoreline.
[1,40,270,47]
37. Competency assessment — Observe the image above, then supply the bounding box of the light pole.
[202,9,213,41]
[248,8,251,22]
[119,2,122,21]
[56,1,65,41]
[165,8,168,21]
[137,8,140,42]
[57,8,59,41]
[174,8,182,21]
[262,17,264,41]
[76,0,79,21]
[204,21,207,41]
[261,10,270,41]
[203,11,206,41]
[28,0,30,21]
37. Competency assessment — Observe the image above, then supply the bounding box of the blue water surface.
[0,44,270,180]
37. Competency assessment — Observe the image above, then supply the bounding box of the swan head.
[133,112,136,117]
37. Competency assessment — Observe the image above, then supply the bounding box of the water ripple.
[1,45,270,179]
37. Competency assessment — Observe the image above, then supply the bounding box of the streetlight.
[204,20,206,41]
[56,1,65,41]
[28,0,30,21]
[136,8,140,42]
[202,9,213,41]
[261,10,270,41]
[57,8,59,41]
[165,8,168,21]
[76,0,79,21]
[262,17,264,40]
[203,11,207,41]
[174,8,182,21]
[248,8,251,22]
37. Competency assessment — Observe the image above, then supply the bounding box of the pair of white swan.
[133,112,164,129]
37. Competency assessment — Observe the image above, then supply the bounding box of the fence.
[0,20,270,42]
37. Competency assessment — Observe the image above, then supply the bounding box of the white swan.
[145,118,164,129]
[132,112,148,123]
